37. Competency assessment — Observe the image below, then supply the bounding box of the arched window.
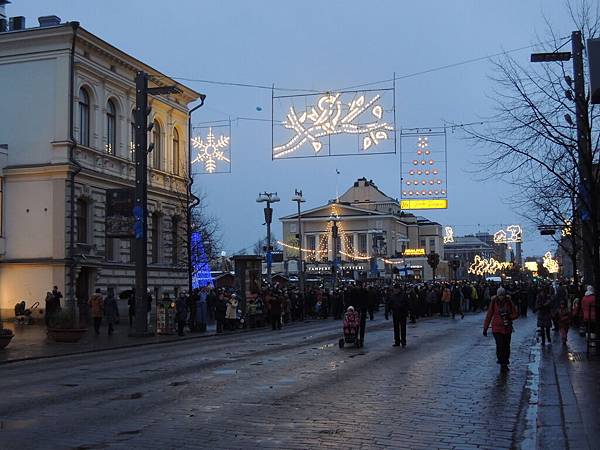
[130,110,135,160]
[171,216,179,265]
[106,100,116,154]
[172,128,180,175]
[78,88,90,147]
[152,120,162,170]
[76,198,88,243]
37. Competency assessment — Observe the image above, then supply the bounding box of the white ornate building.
[0,16,201,316]
[280,178,446,280]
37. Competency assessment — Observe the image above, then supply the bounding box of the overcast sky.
[15,0,579,257]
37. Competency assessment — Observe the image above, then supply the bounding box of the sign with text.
[105,188,135,238]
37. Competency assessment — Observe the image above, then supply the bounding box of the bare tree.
[465,1,600,294]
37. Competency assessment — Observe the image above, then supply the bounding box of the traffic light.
[427,252,440,269]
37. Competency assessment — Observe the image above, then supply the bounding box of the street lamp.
[292,189,306,296]
[328,213,340,291]
[256,192,280,284]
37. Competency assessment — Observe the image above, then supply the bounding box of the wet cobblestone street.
[0,314,552,449]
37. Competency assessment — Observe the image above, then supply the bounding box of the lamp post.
[292,189,306,296]
[329,213,339,291]
[256,192,280,285]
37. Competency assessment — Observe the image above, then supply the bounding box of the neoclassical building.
[0,17,201,316]
[280,178,445,280]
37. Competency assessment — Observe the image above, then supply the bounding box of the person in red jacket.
[483,287,519,372]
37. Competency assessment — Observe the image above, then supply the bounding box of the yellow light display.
[468,255,513,276]
[493,225,523,244]
[402,248,426,257]
[543,252,559,274]
[400,199,448,210]
[561,220,572,237]
[524,261,539,272]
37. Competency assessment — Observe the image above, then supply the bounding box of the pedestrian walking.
[386,285,409,347]
[103,289,119,335]
[44,291,61,326]
[89,288,104,335]
[350,282,368,347]
[226,294,238,330]
[450,284,464,319]
[51,286,63,308]
[441,285,451,317]
[581,285,596,332]
[557,300,571,345]
[175,293,188,336]
[483,287,518,372]
[536,286,553,345]
[215,293,227,333]
[269,292,282,330]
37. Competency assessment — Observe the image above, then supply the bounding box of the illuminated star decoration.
[468,255,513,276]
[543,252,559,274]
[191,127,230,173]
[273,93,394,158]
[443,226,454,244]
[402,136,446,198]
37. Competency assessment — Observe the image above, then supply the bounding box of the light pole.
[329,213,339,291]
[292,189,306,296]
[256,192,280,285]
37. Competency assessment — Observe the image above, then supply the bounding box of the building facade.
[443,236,494,279]
[0,17,201,316]
[280,178,445,281]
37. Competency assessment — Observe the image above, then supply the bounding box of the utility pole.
[256,192,280,284]
[292,189,306,296]
[330,215,339,291]
[132,71,179,336]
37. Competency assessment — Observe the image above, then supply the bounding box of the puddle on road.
[213,369,238,375]
[110,392,143,401]
[0,419,36,430]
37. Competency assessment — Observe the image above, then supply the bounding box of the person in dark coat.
[269,292,282,330]
[175,293,188,336]
[536,286,553,345]
[386,285,410,347]
[450,284,464,319]
[104,289,119,335]
[349,283,368,347]
[215,292,227,333]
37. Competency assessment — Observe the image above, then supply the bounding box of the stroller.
[339,306,361,348]
[14,301,40,325]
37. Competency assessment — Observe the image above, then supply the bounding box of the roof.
[0,22,202,104]
[279,202,386,221]
[443,236,492,249]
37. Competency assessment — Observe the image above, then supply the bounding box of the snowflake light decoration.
[273,92,394,158]
[192,127,230,173]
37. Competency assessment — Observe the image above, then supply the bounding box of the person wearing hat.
[581,285,596,331]
[483,286,519,372]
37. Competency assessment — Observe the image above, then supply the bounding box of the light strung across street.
[493,225,523,244]
[468,255,513,276]
[191,124,231,174]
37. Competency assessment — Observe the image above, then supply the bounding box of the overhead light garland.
[191,127,231,173]
[493,225,523,244]
[273,91,394,158]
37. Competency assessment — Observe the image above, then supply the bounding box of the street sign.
[105,188,135,237]
[589,38,600,104]
[400,199,448,210]
[530,52,571,62]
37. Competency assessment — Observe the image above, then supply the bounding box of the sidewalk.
[536,327,600,450]
[0,319,218,364]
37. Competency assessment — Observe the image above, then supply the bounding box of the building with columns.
[0,16,201,317]
[280,178,445,281]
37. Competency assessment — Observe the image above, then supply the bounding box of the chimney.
[38,15,61,27]
[9,15,25,30]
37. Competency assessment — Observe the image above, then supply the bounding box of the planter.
[0,332,14,349]
[47,328,88,343]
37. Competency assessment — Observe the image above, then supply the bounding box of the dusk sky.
[15,1,578,257]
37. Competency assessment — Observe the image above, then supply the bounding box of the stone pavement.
[536,326,600,450]
[0,312,598,449]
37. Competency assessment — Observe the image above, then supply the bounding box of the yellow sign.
[400,199,448,210]
[403,248,426,257]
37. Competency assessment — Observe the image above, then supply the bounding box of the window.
[429,238,436,253]
[151,212,160,263]
[358,233,368,254]
[306,235,316,251]
[420,238,426,249]
[0,176,3,237]
[172,128,180,175]
[128,238,135,263]
[171,216,179,265]
[152,121,162,170]
[78,88,90,147]
[129,110,135,160]
[106,100,116,154]
[76,199,88,243]
[106,237,118,262]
